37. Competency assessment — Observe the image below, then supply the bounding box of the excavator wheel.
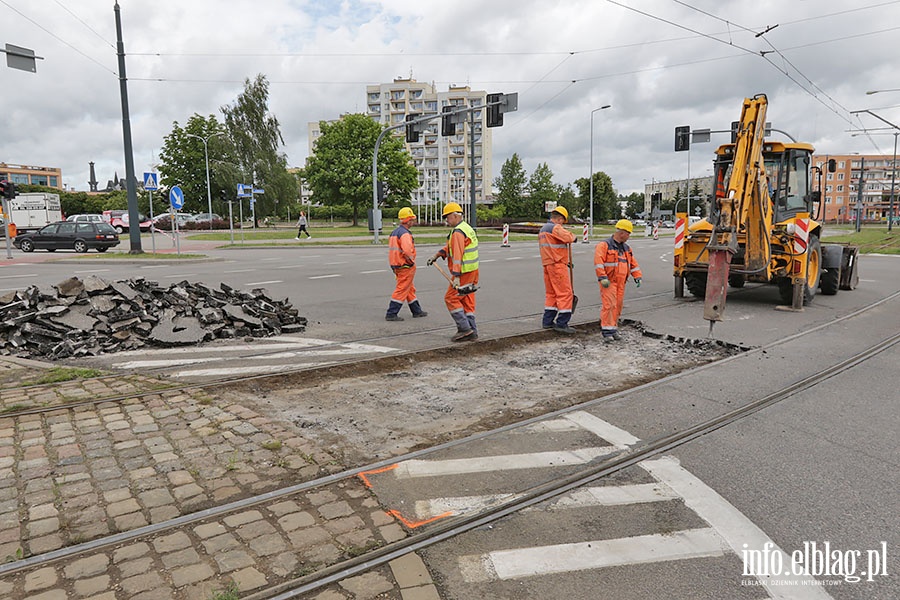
[819,268,839,295]
[778,236,822,305]
[684,272,707,298]
[728,274,746,288]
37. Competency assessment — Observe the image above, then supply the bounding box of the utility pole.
[114,2,142,253]
[855,157,864,233]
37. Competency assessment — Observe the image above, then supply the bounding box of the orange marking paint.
[357,464,398,488]
[387,509,454,529]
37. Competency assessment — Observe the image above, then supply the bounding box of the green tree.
[158,114,229,215]
[528,163,556,220]
[221,74,299,219]
[303,113,417,226]
[622,192,645,218]
[574,171,618,222]
[493,153,528,219]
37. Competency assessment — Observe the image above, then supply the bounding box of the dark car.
[14,221,120,253]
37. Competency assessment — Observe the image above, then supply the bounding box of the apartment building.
[365,78,493,222]
[813,153,898,223]
[0,163,63,189]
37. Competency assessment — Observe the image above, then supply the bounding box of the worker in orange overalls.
[539,206,577,333]
[594,219,642,342]
[427,202,479,342]
[385,207,427,321]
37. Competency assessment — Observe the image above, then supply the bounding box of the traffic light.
[730,121,740,144]
[377,181,385,202]
[441,106,455,136]
[405,114,420,143]
[674,126,691,152]
[0,179,15,200]
[486,93,503,127]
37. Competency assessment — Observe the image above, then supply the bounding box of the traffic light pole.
[469,109,477,228]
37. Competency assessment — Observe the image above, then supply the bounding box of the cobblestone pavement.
[0,357,440,599]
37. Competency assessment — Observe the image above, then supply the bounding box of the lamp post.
[185,132,226,230]
[850,109,900,231]
[866,89,900,95]
[589,104,611,237]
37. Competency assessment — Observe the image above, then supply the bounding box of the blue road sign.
[237,183,252,198]
[169,186,185,210]
[252,188,265,194]
[143,172,158,191]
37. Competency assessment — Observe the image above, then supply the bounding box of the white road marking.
[325,261,347,265]
[415,494,520,519]
[245,280,282,285]
[459,528,727,582]
[505,256,523,260]
[0,274,37,279]
[480,259,496,263]
[277,264,306,269]
[163,273,196,278]
[139,265,168,269]
[642,457,832,599]
[171,363,329,378]
[224,268,255,273]
[309,274,341,279]
[563,411,640,449]
[360,269,387,274]
[394,447,615,479]
[549,483,678,509]
[74,269,110,273]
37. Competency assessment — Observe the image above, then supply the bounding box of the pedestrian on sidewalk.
[539,206,577,334]
[427,202,479,342]
[594,219,642,342]
[295,212,311,239]
[385,207,427,321]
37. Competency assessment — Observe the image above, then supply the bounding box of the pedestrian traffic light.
[377,181,385,202]
[441,106,455,136]
[405,114,420,143]
[0,179,15,200]
[674,126,691,152]
[486,93,503,127]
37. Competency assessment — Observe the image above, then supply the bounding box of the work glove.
[635,278,642,288]
[600,278,610,288]
[426,255,437,266]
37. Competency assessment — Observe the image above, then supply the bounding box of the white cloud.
[3,0,900,195]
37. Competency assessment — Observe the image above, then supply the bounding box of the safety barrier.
[582,223,589,243]
[501,223,510,247]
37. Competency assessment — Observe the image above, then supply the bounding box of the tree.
[622,192,645,218]
[221,74,299,218]
[573,171,618,222]
[158,114,229,215]
[528,163,556,219]
[493,153,528,219]
[303,113,418,226]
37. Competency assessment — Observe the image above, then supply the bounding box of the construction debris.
[0,275,306,359]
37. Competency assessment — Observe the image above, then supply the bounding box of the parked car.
[102,209,152,233]
[66,214,105,224]
[661,220,675,228]
[14,221,120,253]
[190,213,223,223]
[151,212,193,229]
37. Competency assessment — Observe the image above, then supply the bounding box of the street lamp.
[185,131,226,230]
[589,104,611,237]
[850,109,900,231]
[866,89,900,95]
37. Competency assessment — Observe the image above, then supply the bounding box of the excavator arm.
[704,94,773,329]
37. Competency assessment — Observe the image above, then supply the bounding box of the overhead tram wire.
[53,0,115,48]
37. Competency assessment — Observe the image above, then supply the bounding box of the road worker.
[427,202,480,342]
[385,207,427,321]
[594,219,642,342]
[539,206,577,333]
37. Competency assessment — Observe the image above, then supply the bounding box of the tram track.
[1,289,897,597]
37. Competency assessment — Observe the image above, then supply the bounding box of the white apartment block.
[365,78,493,220]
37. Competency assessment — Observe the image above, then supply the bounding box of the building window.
[10,174,28,184]
[837,173,844,180]
[837,185,844,192]
[49,176,58,187]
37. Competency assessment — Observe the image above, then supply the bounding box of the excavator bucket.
[703,249,732,322]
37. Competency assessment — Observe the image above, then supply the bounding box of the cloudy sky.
[3,0,900,197]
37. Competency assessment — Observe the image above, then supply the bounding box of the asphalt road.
[3,232,898,598]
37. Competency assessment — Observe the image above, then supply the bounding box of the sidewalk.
[0,356,439,599]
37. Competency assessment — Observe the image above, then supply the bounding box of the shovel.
[432,261,479,295]
[568,244,578,310]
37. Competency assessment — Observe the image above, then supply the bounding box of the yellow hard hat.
[398,207,415,220]
[442,202,463,216]
[552,206,569,220]
[615,219,634,233]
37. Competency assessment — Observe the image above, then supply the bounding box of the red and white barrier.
[793,216,809,254]
[653,223,659,240]
[582,222,589,243]
[501,223,510,247]
[674,217,685,250]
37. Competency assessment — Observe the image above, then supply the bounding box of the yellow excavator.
[673,94,859,334]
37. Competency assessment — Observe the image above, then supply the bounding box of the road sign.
[252,188,264,194]
[143,172,158,191]
[237,183,251,198]
[169,186,185,210]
